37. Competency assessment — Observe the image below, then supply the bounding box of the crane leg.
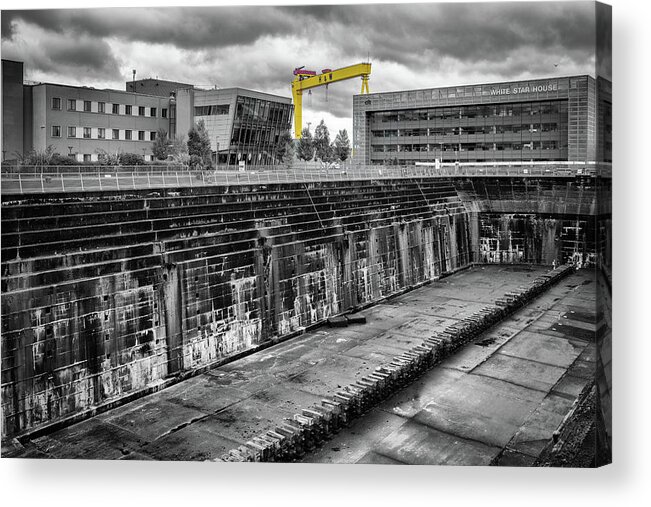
[361,75,370,94]
[292,89,303,139]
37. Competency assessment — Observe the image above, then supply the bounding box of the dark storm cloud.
[3,3,597,61]
[596,2,612,79]
[1,14,16,39]
[1,2,606,123]
[2,26,122,81]
[308,2,596,67]
[1,7,297,49]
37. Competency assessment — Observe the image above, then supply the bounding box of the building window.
[112,129,119,140]
[98,102,105,114]
[67,126,76,138]
[84,100,92,112]
[112,103,120,115]
[52,97,61,110]
[125,130,132,140]
[138,130,145,141]
[51,125,61,137]
[150,107,157,117]
[83,127,91,139]
[162,108,168,118]
[98,128,105,139]
[125,105,132,115]
[194,104,230,116]
[67,99,76,111]
[83,154,91,162]
[150,131,156,141]
[138,106,145,116]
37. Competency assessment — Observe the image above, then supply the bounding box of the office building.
[2,60,293,166]
[352,75,611,165]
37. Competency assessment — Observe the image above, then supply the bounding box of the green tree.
[334,129,351,162]
[152,129,170,160]
[187,119,212,169]
[275,129,295,167]
[296,128,315,161]
[314,119,334,163]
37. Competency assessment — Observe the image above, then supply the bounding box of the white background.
[2,0,649,505]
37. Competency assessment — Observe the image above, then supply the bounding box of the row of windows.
[231,125,287,145]
[194,104,230,116]
[51,125,157,141]
[74,153,155,162]
[234,96,292,123]
[371,123,561,138]
[51,97,168,118]
[371,82,570,105]
[371,101,565,123]
[371,141,561,153]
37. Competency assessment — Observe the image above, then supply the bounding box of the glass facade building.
[176,87,293,167]
[352,75,611,165]
[229,94,293,166]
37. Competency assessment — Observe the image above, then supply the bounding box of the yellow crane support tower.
[291,62,372,139]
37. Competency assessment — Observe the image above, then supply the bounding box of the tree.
[334,129,351,162]
[96,149,120,166]
[296,128,315,161]
[17,145,55,166]
[50,153,79,165]
[152,129,170,160]
[187,119,212,169]
[118,152,145,165]
[314,119,334,163]
[169,135,187,157]
[275,129,295,167]
[168,135,189,169]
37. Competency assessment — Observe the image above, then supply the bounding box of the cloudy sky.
[2,0,611,136]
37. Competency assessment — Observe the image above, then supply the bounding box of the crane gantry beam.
[291,62,372,139]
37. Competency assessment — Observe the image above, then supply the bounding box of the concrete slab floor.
[7,266,598,465]
[301,268,597,465]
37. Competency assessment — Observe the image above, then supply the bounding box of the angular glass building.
[175,87,293,166]
[352,75,611,165]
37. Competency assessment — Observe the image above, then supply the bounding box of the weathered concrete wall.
[1,176,607,438]
[477,214,598,266]
[2,179,474,437]
[454,177,610,267]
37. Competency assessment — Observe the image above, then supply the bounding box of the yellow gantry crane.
[291,62,372,139]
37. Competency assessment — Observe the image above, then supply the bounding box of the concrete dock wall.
[1,176,605,438]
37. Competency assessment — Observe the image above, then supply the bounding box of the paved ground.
[301,268,598,465]
[3,265,598,464]
[0,165,580,195]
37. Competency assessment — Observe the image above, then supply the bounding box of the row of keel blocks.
[213,264,575,462]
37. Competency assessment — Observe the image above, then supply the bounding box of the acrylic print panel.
[0,1,611,466]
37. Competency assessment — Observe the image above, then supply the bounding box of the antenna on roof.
[132,69,136,93]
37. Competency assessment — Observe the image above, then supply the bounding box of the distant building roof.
[126,78,194,96]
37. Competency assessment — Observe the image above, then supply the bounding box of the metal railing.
[0,162,611,195]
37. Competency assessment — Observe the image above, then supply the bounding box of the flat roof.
[25,81,173,100]
[189,86,292,102]
[355,74,602,98]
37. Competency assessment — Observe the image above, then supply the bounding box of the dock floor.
[4,265,597,464]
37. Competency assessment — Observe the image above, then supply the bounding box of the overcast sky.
[2,1,611,136]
